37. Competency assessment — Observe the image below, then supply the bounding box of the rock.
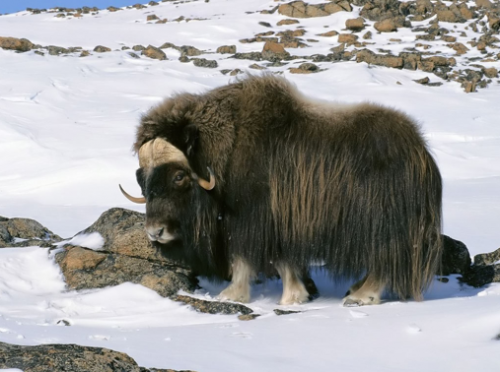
[474,247,500,266]
[238,314,261,321]
[0,341,190,372]
[475,0,493,9]
[232,52,263,61]
[448,42,469,55]
[259,21,272,28]
[262,41,290,61]
[338,33,358,45]
[374,18,399,32]
[441,235,472,275]
[277,29,308,48]
[132,44,145,51]
[346,17,365,32]
[148,1,159,6]
[229,68,243,76]
[54,208,196,297]
[274,309,302,315]
[277,19,300,26]
[0,36,34,52]
[278,1,350,19]
[482,67,498,78]
[93,45,111,53]
[249,63,267,70]
[178,45,203,57]
[318,30,339,37]
[143,45,167,60]
[192,58,218,68]
[462,264,500,287]
[289,62,320,73]
[356,49,403,68]
[436,10,460,23]
[127,52,140,59]
[488,15,500,31]
[217,45,236,54]
[363,31,372,39]
[172,295,253,315]
[107,6,121,12]
[79,50,90,57]
[414,76,430,85]
[146,14,159,21]
[0,216,61,248]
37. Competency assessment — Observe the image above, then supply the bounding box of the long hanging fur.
[135,75,443,300]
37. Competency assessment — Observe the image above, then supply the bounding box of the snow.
[58,232,105,250]
[1,1,500,371]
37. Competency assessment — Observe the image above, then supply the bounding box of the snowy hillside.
[1,0,500,371]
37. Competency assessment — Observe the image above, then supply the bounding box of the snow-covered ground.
[1,1,499,371]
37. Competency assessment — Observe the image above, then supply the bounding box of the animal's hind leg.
[219,257,254,303]
[276,264,310,305]
[343,274,385,307]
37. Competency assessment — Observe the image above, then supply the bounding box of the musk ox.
[120,75,443,306]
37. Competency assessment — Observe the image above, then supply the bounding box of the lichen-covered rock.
[143,45,167,60]
[217,44,236,54]
[192,58,218,68]
[474,247,500,266]
[0,36,34,52]
[262,41,290,61]
[0,341,194,372]
[93,45,111,53]
[172,294,253,315]
[0,216,61,248]
[289,62,320,73]
[356,48,403,68]
[55,208,196,297]
[345,17,365,32]
[278,1,350,19]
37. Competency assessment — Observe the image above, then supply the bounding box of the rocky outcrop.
[0,342,196,372]
[54,208,196,297]
[143,45,167,60]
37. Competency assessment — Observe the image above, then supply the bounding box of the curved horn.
[119,184,146,204]
[198,167,216,191]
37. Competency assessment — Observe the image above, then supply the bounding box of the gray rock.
[132,44,146,51]
[274,309,302,315]
[192,58,218,68]
[462,264,500,287]
[93,45,111,53]
[474,247,500,266]
[172,294,253,315]
[0,341,192,372]
[46,45,69,55]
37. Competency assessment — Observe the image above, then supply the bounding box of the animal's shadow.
[196,267,488,306]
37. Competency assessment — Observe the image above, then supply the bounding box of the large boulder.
[55,208,197,297]
[441,235,472,275]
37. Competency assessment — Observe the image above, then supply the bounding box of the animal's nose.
[146,227,164,240]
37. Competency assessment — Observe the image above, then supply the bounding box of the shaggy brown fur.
[133,75,443,301]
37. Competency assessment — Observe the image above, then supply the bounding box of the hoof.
[218,287,250,303]
[343,298,365,307]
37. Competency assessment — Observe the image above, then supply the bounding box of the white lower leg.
[343,274,385,307]
[276,264,309,305]
[219,257,254,303]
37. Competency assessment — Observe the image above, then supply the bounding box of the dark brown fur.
[134,75,443,300]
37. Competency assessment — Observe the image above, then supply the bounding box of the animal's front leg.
[276,263,310,305]
[218,257,255,303]
[343,274,386,307]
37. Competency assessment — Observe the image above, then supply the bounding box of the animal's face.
[119,138,214,244]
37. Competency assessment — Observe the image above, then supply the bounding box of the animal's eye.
[174,171,186,184]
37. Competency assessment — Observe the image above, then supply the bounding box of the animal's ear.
[184,123,199,156]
